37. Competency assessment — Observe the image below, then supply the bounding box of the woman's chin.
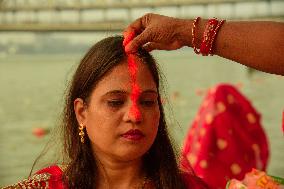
[113,148,148,162]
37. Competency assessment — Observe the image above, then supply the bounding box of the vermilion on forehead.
[123,31,141,121]
[102,60,152,80]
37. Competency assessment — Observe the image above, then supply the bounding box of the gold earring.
[79,123,85,143]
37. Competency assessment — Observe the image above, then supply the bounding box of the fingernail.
[125,44,135,54]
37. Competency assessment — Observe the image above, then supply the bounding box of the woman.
[2,36,208,189]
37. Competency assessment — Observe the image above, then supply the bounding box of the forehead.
[92,58,157,95]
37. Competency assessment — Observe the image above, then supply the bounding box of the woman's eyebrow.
[141,89,158,94]
[103,90,128,96]
[103,89,157,96]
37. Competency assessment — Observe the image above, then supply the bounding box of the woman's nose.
[123,102,142,124]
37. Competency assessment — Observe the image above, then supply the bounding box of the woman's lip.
[121,129,145,140]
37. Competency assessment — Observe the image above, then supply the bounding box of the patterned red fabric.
[180,83,269,189]
[34,165,208,188]
[36,165,67,189]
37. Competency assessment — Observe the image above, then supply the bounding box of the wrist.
[192,18,207,49]
[178,19,193,47]
[178,18,207,48]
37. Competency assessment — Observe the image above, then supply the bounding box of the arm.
[124,13,284,75]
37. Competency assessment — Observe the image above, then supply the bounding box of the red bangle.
[210,19,225,55]
[200,18,225,56]
[192,17,225,56]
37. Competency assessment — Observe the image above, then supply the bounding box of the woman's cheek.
[149,110,160,133]
[154,108,160,125]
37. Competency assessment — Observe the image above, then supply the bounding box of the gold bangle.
[191,17,201,54]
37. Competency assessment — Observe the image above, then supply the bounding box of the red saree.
[180,83,269,189]
[2,165,67,189]
[3,165,209,189]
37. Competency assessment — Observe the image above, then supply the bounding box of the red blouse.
[3,165,208,189]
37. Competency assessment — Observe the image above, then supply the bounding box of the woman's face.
[74,58,160,162]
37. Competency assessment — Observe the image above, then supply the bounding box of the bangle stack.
[192,17,225,56]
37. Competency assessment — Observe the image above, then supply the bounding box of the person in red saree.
[180,83,270,189]
[2,36,209,189]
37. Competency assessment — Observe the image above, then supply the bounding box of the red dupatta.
[180,83,269,189]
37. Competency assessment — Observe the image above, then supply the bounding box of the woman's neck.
[95,154,145,189]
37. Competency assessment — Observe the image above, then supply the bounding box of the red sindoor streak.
[123,31,142,121]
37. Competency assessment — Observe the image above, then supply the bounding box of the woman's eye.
[140,100,156,107]
[107,100,124,107]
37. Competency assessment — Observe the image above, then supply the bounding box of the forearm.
[182,18,284,75]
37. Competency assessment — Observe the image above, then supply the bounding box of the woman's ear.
[74,98,87,125]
